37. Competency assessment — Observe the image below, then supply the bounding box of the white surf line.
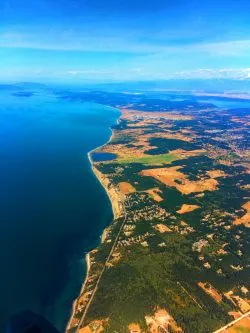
[76,199,128,332]
[66,106,121,332]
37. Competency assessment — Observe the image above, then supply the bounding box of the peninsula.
[67,100,250,333]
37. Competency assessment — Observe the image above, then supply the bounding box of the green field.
[116,153,179,165]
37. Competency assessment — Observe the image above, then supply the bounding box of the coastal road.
[75,198,128,332]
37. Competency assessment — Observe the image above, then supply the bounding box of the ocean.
[0,88,120,332]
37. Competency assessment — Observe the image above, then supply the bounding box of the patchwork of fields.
[68,101,250,333]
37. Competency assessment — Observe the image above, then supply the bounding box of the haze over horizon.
[1,0,250,83]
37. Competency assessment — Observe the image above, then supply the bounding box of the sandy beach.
[66,109,122,331]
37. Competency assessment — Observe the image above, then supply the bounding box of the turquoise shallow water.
[0,90,120,332]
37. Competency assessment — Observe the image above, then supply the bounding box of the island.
[67,98,250,333]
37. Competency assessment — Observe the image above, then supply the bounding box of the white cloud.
[64,67,250,81]
[196,40,250,57]
[172,68,250,79]
[67,70,115,75]
[2,27,250,82]
[1,28,250,59]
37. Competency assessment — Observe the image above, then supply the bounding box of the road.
[213,311,250,333]
[75,198,128,332]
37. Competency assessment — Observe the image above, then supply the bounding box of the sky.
[1,0,250,83]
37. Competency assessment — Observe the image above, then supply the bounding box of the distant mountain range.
[0,82,48,91]
[1,79,250,96]
[91,78,250,93]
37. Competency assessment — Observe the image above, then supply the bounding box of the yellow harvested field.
[233,201,250,228]
[177,204,200,214]
[118,182,136,194]
[145,308,183,333]
[228,312,242,320]
[141,166,219,195]
[170,149,206,158]
[219,160,233,167]
[198,282,222,303]
[80,320,107,333]
[128,323,141,333]
[79,327,92,333]
[145,188,163,202]
[126,118,161,127]
[223,315,250,333]
[121,109,193,121]
[206,170,227,178]
[241,184,250,190]
[154,223,172,233]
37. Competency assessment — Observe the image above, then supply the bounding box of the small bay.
[91,152,117,162]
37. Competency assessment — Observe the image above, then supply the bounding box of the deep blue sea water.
[0,90,120,332]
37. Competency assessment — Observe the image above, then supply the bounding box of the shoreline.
[66,108,122,332]
[65,101,250,332]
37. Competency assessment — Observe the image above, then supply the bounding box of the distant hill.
[0,82,49,92]
[2,79,250,93]
[90,79,250,93]
[57,90,217,111]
